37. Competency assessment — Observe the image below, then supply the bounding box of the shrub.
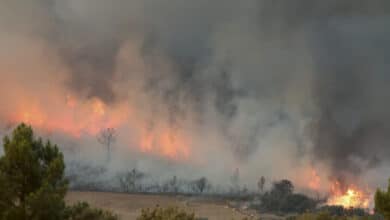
[137,206,195,220]
[291,212,382,220]
[261,179,317,213]
[318,206,366,217]
[282,193,317,213]
[65,202,118,220]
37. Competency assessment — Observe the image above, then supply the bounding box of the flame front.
[8,95,126,137]
[5,92,191,160]
[327,181,371,209]
[140,128,190,160]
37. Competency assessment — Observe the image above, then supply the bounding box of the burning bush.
[327,181,371,209]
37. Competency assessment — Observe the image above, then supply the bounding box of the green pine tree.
[0,123,68,220]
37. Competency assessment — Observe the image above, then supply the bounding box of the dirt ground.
[66,191,283,220]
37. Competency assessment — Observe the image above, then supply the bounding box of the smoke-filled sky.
[1,0,390,192]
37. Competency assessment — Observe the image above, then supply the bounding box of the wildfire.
[140,128,190,160]
[327,181,371,209]
[8,95,126,137]
[308,168,321,191]
[305,168,372,209]
[6,92,191,160]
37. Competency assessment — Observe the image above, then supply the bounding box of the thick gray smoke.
[310,17,390,183]
[1,0,389,191]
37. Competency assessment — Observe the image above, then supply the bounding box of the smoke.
[310,16,390,184]
[0,0,389,191]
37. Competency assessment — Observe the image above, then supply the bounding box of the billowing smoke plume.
[310,16,390,184]
[0,0,389,192]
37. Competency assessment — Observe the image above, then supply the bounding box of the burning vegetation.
[4,92,191,160]
[327,181,371,209]
[0,1,389,219]
[306,168,372,210]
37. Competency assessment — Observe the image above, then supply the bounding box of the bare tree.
[168,176,179,193]
[162,176,180,193]
[97,127,116,162]
[258,176,266,193]
[230,168,240,194]
[118,169,144,193]
[192,177,208,194]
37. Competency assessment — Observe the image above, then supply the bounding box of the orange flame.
[8,94,127,137]
[7,93,191,160]
[140,128,190,160]
[327,181,371,209]
[308,168,321,191]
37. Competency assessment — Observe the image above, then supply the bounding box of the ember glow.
[308,168,321,191]
[8,95,128,137]
[305,169,372,209]
[140,128,190,160]
[327,181,371,209]
[5,92,191,160]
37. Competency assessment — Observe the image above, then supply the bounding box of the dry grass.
[66,191,269,220]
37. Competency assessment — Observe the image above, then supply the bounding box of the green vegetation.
[289,212,382,220]
[65,202,117,220]
[1,123,389,220]
[260,179,318,213]
[375,179,390,219]
[136,206,257,220]
[0,123,117,220]
[137,206,196,220]
[0,123,67,220]
[316,206,367,217]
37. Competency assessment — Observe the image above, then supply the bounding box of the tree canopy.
[0,123,117,220]
[261,179,317,213]
[375,179,390,219]
[0,123,68,220]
